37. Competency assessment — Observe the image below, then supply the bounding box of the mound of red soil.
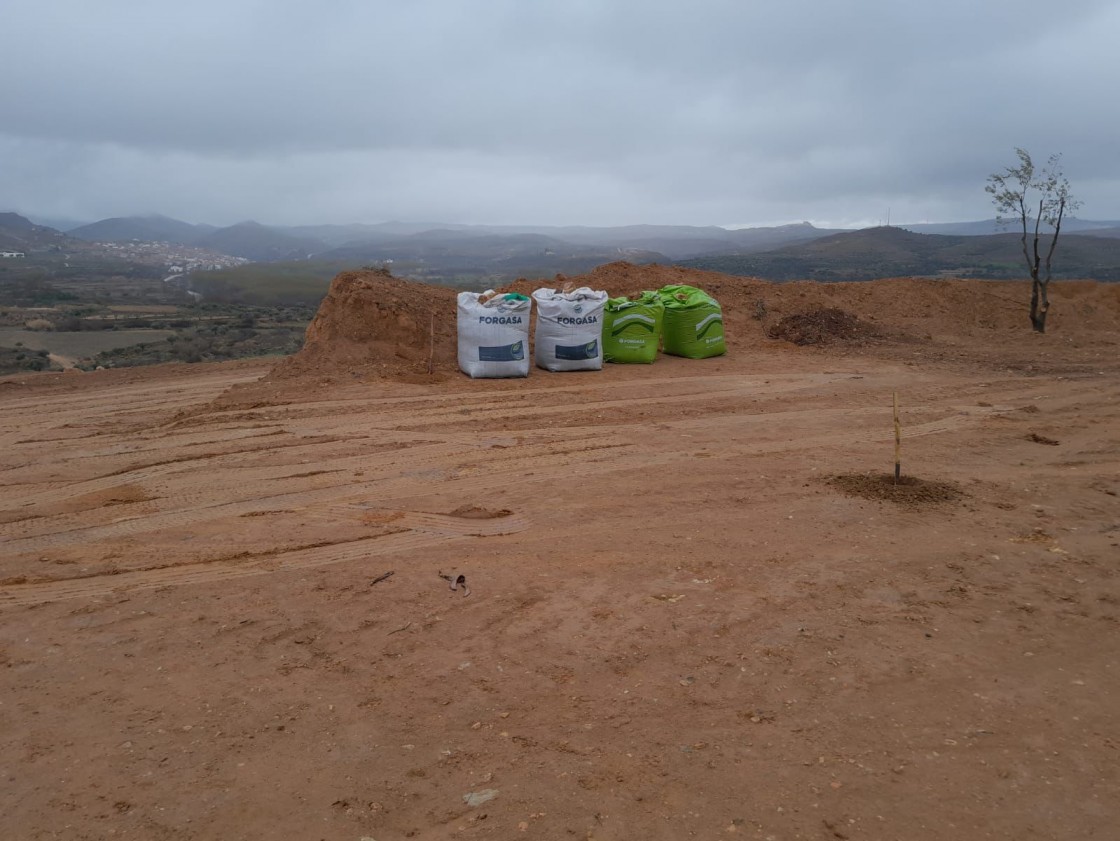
[767,307,886,346]
[269,269,459,383]
[246,262,1120,397]
[268,263,753,388]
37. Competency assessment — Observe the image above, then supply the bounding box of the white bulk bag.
[457,291,532,378]
[531,287,609,372]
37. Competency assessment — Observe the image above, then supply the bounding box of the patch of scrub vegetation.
[187,261,353,306]
[86,319,306,368]
[0,273,80,307]
[2,259,320,369]
[186,260,488,306]
[0,327,177,360]
[0,345,59,374]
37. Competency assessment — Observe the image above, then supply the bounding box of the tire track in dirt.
[0,428,118,451]
[0,437,627,550]
[196,372,788,419]
[1,405,993,555]
[0,371,259,411]
[188,372,862,433]
[658,402,1012,441]
[216,372,859,433]
[0,434,453,515]
[0,511,530,608]
[0,415,626,537]
[0,433,485,540]
[0,428,292,486]
[204,378,863,451]
[0,375,265,448]
[43,425,289,459]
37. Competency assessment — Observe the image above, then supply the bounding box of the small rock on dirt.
[463,789,499,807]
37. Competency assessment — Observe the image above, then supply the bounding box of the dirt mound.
[766,307,886,346]
[827,472,964,507]
[235,262,1119,401]
[269,269,459,383]
[267,263,753,388]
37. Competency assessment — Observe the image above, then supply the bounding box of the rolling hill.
[15,210,1120,282]
[678,226,1120,281]
[0,213,85,252]
[68,214,216,245]
[191,222,328,262]
[68,216,326,261]
[61,216,843,262]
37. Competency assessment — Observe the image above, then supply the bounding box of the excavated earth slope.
[251,262,1120,404]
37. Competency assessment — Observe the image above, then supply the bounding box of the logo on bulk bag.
[556,315,598,326]
[479,315,523,325]
[478,340,524,362]
[695,313,723,339]
[555,339,599,360]
[610,313,657,335]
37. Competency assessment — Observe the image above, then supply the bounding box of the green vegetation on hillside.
[1,257,319,371]
[88,319,305,368]
[0,273,79,306]
[185,259,495,306]
[187,261,352,306]
[0,345,57,374]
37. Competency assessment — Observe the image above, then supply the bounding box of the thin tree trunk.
[1035,197,1066,335]
[1025,198,1048,333]
[1030,279,1048,333]
[1018,196,1033,280]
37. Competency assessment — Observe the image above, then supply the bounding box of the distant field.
[106,305,181,314]
[0,328,176,358]
[189,261,353,306]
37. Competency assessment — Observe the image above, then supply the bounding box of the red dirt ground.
[1,266,1118,840]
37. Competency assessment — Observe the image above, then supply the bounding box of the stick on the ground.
[893,391,901,483]
[371,571,394,586]
[388,622,411,635]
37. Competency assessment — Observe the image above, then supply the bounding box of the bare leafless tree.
[986,149,1081,333]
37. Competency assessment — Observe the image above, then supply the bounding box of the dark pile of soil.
[766,307,885,346]
[827,472,964,507]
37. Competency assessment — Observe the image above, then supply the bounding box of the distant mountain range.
[5,211,1120,282]
[66,215,319,261]
[680,225,1120,282]
[67,214,217,245]
[0,212,79,252]
[60,214,844,262]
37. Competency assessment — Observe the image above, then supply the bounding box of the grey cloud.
[2,0,1118,227]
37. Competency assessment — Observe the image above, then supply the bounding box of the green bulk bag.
[658,284,726,359]
[602,292,664,363]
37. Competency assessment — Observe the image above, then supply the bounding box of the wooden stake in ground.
[893,391,901,483]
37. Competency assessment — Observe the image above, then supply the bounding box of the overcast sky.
[3,0,1118,229]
